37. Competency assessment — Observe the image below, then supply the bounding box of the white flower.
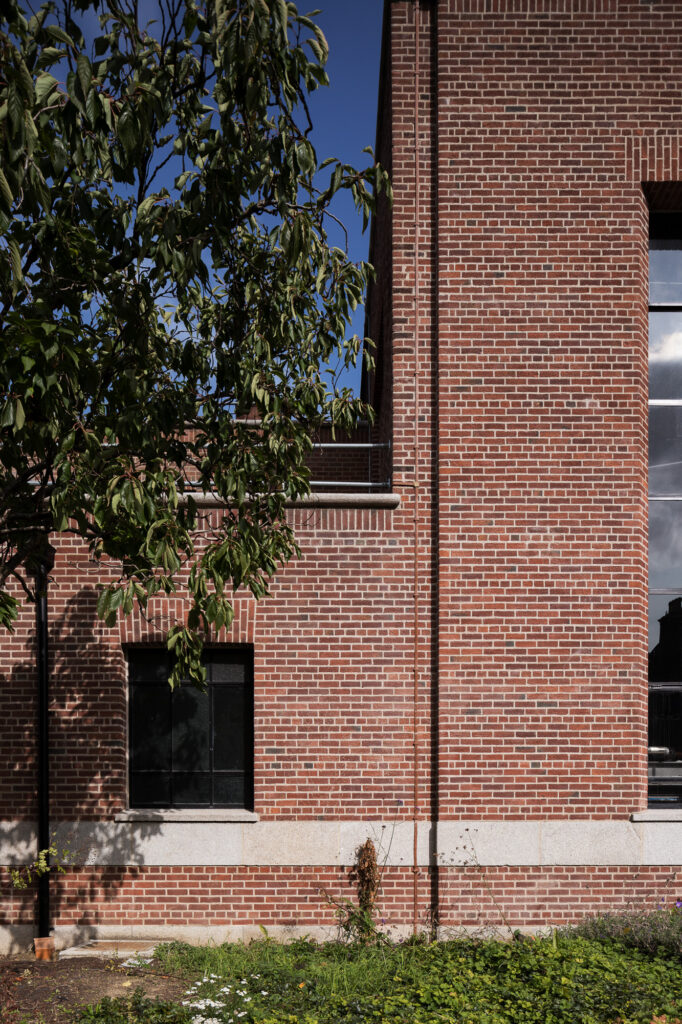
[261,990,269,996]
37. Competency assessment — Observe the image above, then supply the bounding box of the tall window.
[649,212,682,804]
[128,647,254,810]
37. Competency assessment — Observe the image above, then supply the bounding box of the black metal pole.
[35,551,52,939]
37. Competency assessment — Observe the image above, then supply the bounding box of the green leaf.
[117,108,137,154]
[76,52,91,97]
[13,399,25,430]
[45,24,74,47]
[16,58,34,103]
[8,238,23,294]
[7,86,24,138]
[0,0,382,669]
[35,72,58,106]
[85,88,100,124]
[0,168,13,208]
[136,195,157,222]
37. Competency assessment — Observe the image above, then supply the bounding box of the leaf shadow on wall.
[0,584,165,942]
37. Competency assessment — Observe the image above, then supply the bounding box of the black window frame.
[127,645,254,811]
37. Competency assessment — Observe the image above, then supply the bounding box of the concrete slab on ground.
[59,939,158,960]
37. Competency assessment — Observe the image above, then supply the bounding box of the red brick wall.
[5,0,682,937]
[6,863,682,932]
[403,0,659,819]
[437,865,682,930]
[1,505,418,823]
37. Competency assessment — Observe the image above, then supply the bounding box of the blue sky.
[304,0,385,393]
[63,0,385,393]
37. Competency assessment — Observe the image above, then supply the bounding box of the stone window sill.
[114,809,259,823]
[630,810,682,822]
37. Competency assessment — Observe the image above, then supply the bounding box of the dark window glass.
[208,649,249,684]
[213,775,247,807]
[128,648,254,810]
[213,686,247,771]
[649,216,682,805]
[130,771,171,808]
[649,406,682,496]
[172,687,210,771]
[130,686,171,771]
[173,772,212,806]
[129,649,170,683]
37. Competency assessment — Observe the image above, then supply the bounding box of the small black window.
[128,647,254,810]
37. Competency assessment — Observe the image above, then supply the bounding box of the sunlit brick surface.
[5,0,682,935]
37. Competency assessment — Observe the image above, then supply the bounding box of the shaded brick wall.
[1,505,419,824]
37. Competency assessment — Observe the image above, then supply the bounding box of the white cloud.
[650,330,682,362]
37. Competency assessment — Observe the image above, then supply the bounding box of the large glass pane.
[649,225,682,806]
[172,686,210,771]
[172,772,211,805]
[207,650,249,684]
[650,592,682,656]
[649,500,682,593]
[649,594,682,678]
[650,240,682,304]
[130,771,171,808]
[650,406,682,495]
[128,649,170,683]
[650,688,682,755]
[213,685,247,771]
[649,312,682,399]
[130,685,171,771]
[213,774,247,807]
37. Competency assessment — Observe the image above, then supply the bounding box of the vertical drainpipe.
[412,0,422,937]
[34,544,54,939]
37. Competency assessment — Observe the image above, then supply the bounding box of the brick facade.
[3,0,682,949]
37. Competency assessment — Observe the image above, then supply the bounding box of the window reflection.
[650,312,682,399]
[649,408,682,496]
[649,501,682,590]
[649,221,682,804]
[650,243,682,305]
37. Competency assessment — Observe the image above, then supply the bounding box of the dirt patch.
[0,955,187,1023]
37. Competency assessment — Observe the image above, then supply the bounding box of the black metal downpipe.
[34,544,54,939]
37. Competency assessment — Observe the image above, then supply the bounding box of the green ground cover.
[74,929,682,1024]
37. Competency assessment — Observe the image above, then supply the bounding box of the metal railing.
[309,440,391,491]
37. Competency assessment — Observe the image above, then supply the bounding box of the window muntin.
[128,647,254,810]
[648,215,682,804]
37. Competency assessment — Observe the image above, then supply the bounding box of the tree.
[0,0,389,685]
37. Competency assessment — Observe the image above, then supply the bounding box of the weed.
[143,934,682,1023]
[9,844,65,891]
[74,988,190,1023]
[320,837,386,945]
[565,901,682,959]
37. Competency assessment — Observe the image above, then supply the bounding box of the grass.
[72,929,682,1024]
